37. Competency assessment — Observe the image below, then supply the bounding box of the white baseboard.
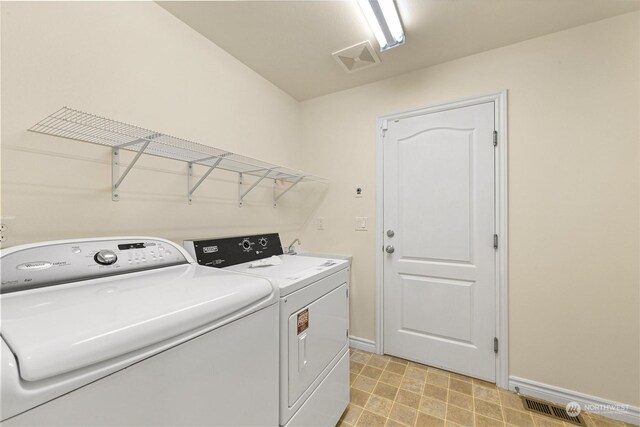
[509,376,640,425]
[349,336,377,353]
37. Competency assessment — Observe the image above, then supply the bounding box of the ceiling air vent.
[332,41,381,73]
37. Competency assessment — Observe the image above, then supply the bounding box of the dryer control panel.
[184,233,283,268]
[0,238,188,294]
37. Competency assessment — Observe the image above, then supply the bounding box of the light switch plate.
[355,217,368,231]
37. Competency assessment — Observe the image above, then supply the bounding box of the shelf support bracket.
[116,133,162,149]
[112,140,150,201]
[239,169,271,207]
[188,157,223,204]
[273,176,304,207]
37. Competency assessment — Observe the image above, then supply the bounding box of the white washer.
[1,237,279,426]
[184,234,350,427]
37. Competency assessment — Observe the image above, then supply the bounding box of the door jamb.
[375,90,509,388]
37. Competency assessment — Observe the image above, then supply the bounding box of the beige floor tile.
[351,351,372,364]
[362,365,384,381]
[401,376,426,394]
[366,395,395,417]
[423,384,448,402]
[475,399,503,421]
[448,391,474,411]
[473,384,500,404]
[353,375,378,393]
[341,404,364,425]
[426,372,450,388]
[368,354,391,369]
[405,367,428,382]
[586,414,626,427]
[350,373,358,385]
[408,361,429,372]
[450,372,474,383]
[531,414,565,427]
[476,413,505,427]
[419,397,447,419]
[502,407,535,427]
[386,419,410,427]
[389,403,418,426]
[351,388,372,408]
[416,412,446,427]
[396,389,422,410]
[348,350,627,427]
[446,405,474,426]
[380,370,404,387]
[351,361,365,375]
[386,362,408,376]
[374,382,400,401]
[427,367,450,377]
[498,390,524,410]
[357,409,388,427]
[473,378,497,389]
[450,378,473,395]
[390,356,410,365]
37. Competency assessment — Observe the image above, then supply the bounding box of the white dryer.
[184,234,350,427]
[1,237,279,426]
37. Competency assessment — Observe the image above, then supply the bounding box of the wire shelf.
[29,107,327,205]
[30,107,324,182]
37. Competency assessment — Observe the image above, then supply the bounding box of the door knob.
[386,229,395,237]
[385,245,395,254]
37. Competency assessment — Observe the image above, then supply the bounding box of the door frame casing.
[375,91,509,388]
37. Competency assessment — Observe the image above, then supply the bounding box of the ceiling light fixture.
[357,0,405,52]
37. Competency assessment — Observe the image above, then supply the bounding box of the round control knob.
[94,250,118,266]
[259,237,268,247]
[242,239,252,251]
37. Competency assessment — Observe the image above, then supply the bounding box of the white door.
[383,102,497,381]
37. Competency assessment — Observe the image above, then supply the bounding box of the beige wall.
[1,1,319,248]
[299,12,640,406]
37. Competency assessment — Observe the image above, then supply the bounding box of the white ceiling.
[158,0,640,101]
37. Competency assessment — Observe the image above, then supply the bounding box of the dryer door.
[288,283,348,406]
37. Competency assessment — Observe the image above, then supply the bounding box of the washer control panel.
[0,238,189,294]
[184,233,283,268]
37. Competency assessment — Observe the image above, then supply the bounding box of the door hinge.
[493,130,498,147]
[494,337,499,354]
[493,234,498,250]
[347,329,349,338]
[346,288,349,298]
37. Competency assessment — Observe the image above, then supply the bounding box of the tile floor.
[340,349,636,427]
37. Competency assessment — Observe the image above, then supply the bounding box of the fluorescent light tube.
[357,0,405,52]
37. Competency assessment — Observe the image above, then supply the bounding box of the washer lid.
[0,264,274,382]
[226,255,349,296]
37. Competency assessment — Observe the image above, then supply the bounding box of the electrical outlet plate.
[355,217,368,231]
[317,217,325,230]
